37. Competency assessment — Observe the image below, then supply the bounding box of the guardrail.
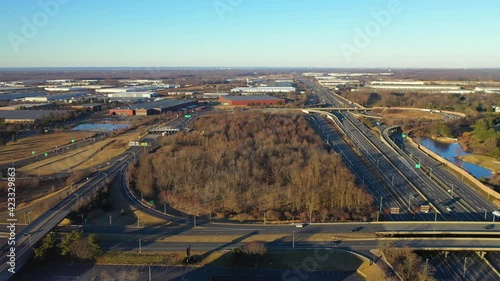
[406,136,500,204]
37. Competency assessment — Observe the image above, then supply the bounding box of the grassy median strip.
[96,249,371,271]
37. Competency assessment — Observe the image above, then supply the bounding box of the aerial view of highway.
[1,1,500,281]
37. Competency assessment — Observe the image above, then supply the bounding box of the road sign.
[390,207,400,214]
[185,114,191,118]
[402,134,407,138]
[32,151,35,155]
[71,139,75,143]
[420,205,430,213]
[44,152,48,157]
[415,163,421,169]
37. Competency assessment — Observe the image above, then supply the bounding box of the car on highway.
[330,241,341,247]
[296,223,306,228]
[484,224,495,230]
[446,207,452,212]
[351,226,363,232]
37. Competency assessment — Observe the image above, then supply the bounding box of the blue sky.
[0,0,499,68]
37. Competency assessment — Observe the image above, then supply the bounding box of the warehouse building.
[109,99,197,116]
[366,85,462,91]
[0,110,70,123]
[219,95,285,106]
[231,86,295,94]
[107,92,156,99]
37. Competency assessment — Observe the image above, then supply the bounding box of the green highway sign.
[44,152,48,157]
[32,151,35,155]
[415,163,421,169]
[71,139,75,143]
[402,134,407,138]
[150,200,154,205]
[184,114,191,118]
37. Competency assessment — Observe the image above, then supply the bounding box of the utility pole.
[292,231,295,251]
[139,238,142,253]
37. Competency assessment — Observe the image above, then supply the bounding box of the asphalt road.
[306,80,492,222]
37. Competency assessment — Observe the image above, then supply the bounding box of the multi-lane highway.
[304,79,496,222]
[384,127,497,220]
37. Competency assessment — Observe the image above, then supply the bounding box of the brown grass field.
[17,129,142,176]
[378,109,444,121]
[0,131,96,164]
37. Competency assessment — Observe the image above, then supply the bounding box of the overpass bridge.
[148,126,180,135]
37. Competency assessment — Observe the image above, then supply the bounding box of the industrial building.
[475,87,500,94]
[231,86,295,94]
[70,103,104,111]
[0,103,51,110]
[366,84,462,91]
[107,92,156,99]
[202,92,229,98]
[0,110,70,123]
[370,81,424,85]
[219,95,285,106]
[109,99,197,116]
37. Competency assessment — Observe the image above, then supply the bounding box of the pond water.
[419,137,493,179]
[73,123,131,131]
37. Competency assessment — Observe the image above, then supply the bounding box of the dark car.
[484,224,495,230]
[351,226,363,232]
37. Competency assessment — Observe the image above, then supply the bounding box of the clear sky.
[0,0,499,68]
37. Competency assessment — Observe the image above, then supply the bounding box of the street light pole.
[149,264,152,281]
[27,211,32,224]
[292,231,295,251]
[463,257,468,277]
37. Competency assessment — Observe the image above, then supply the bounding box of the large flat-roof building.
[107,92,156,98]
[366,85,462,91]
[219,95,285,106]
[109,99,197,116]
[231,86,295,94]
[0,110,70,123]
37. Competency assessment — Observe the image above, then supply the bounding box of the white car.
[296,223,305,228]
[446,207,452,212]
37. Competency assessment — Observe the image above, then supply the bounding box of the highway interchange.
[2,81,500,280]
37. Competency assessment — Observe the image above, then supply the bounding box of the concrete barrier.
[407,136,500,205]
